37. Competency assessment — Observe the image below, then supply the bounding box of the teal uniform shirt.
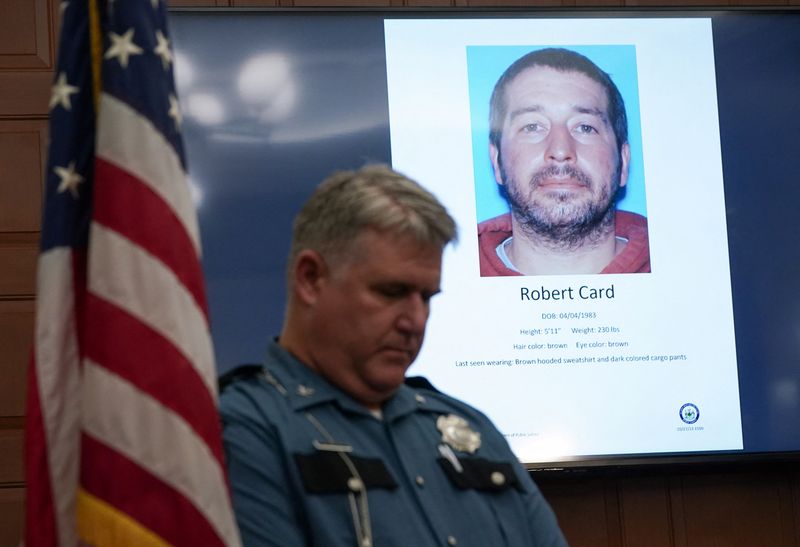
[220,341,567,547]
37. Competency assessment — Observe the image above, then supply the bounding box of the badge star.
[54,161,84,199]
[104,28,143,69]
[168,94,182,130]
[153,30,173,70]
[49,72,80,111]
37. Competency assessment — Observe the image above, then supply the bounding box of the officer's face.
[305,230,442,408]
[490,66,629,236]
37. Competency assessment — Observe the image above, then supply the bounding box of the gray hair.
[288,164,457,275]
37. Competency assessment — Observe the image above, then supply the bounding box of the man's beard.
[502,160,621,251]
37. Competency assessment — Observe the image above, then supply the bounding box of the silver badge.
[437,414,481,453]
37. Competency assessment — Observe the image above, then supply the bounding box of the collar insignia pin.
[297,384,314,397]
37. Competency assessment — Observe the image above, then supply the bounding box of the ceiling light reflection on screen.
[187,176,204,209]
[185,93,226,125]
[173,50,195,93]
[237,52,296,123]
[774,380,798,408]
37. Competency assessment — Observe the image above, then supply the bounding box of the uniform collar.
[383,383,453,422]
[264,340,452,420]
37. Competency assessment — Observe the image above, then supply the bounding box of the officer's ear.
[292,249,329,306]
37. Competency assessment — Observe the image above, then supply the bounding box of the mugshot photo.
[469,45,651,277]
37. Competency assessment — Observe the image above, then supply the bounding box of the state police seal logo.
[679,403,700,424]
[437,414,481,453]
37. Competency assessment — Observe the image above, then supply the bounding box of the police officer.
[220,165,567,546]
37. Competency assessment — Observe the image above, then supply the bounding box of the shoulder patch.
[218,363,265,392]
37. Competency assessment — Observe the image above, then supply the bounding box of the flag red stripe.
[81,434,225,547]
[84,292,224,464]
[93,158,208,319]
[24,352,59,547]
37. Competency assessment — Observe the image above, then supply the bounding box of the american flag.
[25,1,241,545]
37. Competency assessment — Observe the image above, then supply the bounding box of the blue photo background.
[467,45,647,223]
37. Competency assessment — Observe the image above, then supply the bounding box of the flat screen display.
[169,9,800,468]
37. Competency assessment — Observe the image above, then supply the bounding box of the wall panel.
[0,487,25,547]
[0,73,52,118]
[540,478,622,547]
[0,0,52,69]
[0,429,24,485]
[619,477,675,547]
[0,121,47,233]
[793,474,800,545]
[0,235,38,298]
[678,472,792,547]
[0,300,34,418]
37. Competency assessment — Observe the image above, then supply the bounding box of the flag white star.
[154,30,173,71]
[151,0,159,8]
[54,161,85,199]
[168,94,182,130]
[104,28,144,69]
[49,72,80,111]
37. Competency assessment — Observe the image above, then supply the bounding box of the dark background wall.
[1,1,798,545]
